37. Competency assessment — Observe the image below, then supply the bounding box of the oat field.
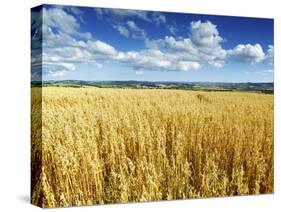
[31,87,274,207]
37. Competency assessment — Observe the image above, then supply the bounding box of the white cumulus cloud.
[114,49,200,72]
[144,21,227,69]
[38,8,118,77]
[190,20,223,48]
[227,44,265,63]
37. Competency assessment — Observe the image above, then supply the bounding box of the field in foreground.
[31,87,273,208]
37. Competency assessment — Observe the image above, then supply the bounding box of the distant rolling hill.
[31,80,274,94]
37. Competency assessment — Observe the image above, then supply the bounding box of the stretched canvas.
[31,4,274,208]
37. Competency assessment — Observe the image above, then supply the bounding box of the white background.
[0,0,279,211]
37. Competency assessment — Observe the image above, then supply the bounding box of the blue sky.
[31,5,274,82]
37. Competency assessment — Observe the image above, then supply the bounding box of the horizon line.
[37,79,274,84]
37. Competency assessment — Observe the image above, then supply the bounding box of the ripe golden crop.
[31,87,274,207]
